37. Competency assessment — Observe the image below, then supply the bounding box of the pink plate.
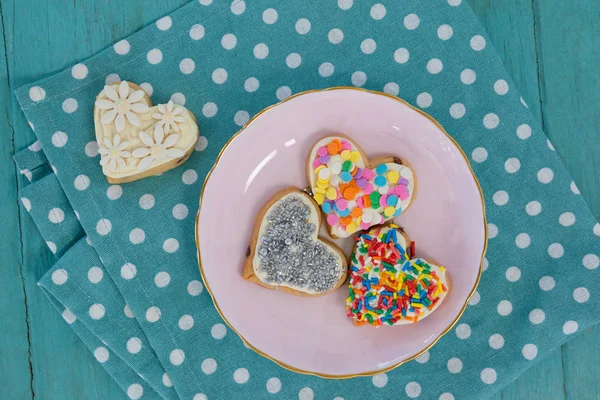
[197,88,486,377]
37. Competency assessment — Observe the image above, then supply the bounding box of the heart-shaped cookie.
[346,225,450,326]
[243,188,348,297]
[307,135,416,238]
[94,81,199,183]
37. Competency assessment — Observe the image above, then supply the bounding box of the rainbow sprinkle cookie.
[307,136,415,239]
[346,225,449,326]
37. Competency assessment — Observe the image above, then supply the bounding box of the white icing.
[252,192,345,295]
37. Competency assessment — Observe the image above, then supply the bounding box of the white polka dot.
[263,8,278,24]
[573,287,590,303]
[138,83,152,97]
[48,208,65,224]
[563,320,578,334]
[488,223,498,239]
[448,0,462,5]
[372,373,388,388]
[449,103,466,119]
[514,124,532,140]
[529,309,545,324]
[298,387,314,400]
[594,223,600,236]
[163,238,179,253]
[231,0,246,14]
[201,358,217,374]
[62,308,76,324]
[195,136,208,151]
[127,228,144,245]
[295,18,311,35]
[471,35,486,51]
[121,263,137,280]
[394,48,410,64]
[182,169,198,185]
[147,49,163,64]
[489,334,504,349]
[180,58,195,74]
[483,113,499,129]
[583,254,599,270]
[548,243,564,258]
[569,181,579,195]
[559,212,576,227]
[146,306,161,323]
[45,241,57,253]
[468,291,481,305]
[494,79,509,95]
[404,14,420,30]
[88,267,104,284]
[318,63,335,77]
[124,304,134,318]
[460,69,476,84]
[114,40,130,55]
[105,73,120,84]
[151,272,170,288]
[170,349,185,366]
[440,393,455,400]
[405,382,421,398]
[328,28,344,44]
[62,98,78,113]
[497,300,512,316]
[515,233,531,248]
[89,303,105,320]
[178,314,194,330]
[126,384,143,400]
[526,201,542,216]
[85,141,99,157]
[244,77,260,92]
[522,344,538,360]
[21,198,31,212]
[481,368,497,384]
[383,82,399,96]
[483,258,489,271]
[156,16,172,30]
[234,368,249,384]
[73,175,90,191]
[493,190,509,206]
[51,269,68,285]
[505,266,521,282]
[221,34,237,50]
[28,87,44,102]
[415,351,430,363]
[286,53,302,69]
[254,43,269,59]
[427,59,443,74]
[127,337,142,354]
[539,276,555,291]
[447,357,463,373]
[416,92,432,108]
[199,0,212,4]
[138,194,155,210]
[211,323,227,339]
[456,323,471,339]
[28,141,41,152]
[547,139,555,150]
[351,71,367,87]
[338,0,353,10]
[162,373,172,387]
[188,280,203,295]
[190,24,205,40]
[200,103,218,119]
[52,131,68,147]
[438,24,453,40]
[172,204,189,220]
[94,347,109,363]
[537,168,554,184]
[71,64,88,79]
[505,157,521,173]
[472,147,488,163]
[276,86,291,100]
[172,93,187,106]
[212,68,228,84]
[267,378,281,393]
[370,4,386,20]
[234,110,250,126]
[360,39,376,54]
[193,395,207,400]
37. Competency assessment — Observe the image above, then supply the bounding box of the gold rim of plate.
[195,86,488,379]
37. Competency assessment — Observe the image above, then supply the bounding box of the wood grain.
[0,0,597,399]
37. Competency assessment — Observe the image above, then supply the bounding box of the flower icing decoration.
[95,81,149,133]
[93,81,199,184]
[98,135,131,172]
[152,100,186,134]
[133,125,185,171]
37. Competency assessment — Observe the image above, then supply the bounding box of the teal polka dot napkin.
[14,0,600,399]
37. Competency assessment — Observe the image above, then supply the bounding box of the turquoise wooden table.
[1,0,599,398]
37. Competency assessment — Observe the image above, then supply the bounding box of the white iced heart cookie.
[94,81,199,183]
